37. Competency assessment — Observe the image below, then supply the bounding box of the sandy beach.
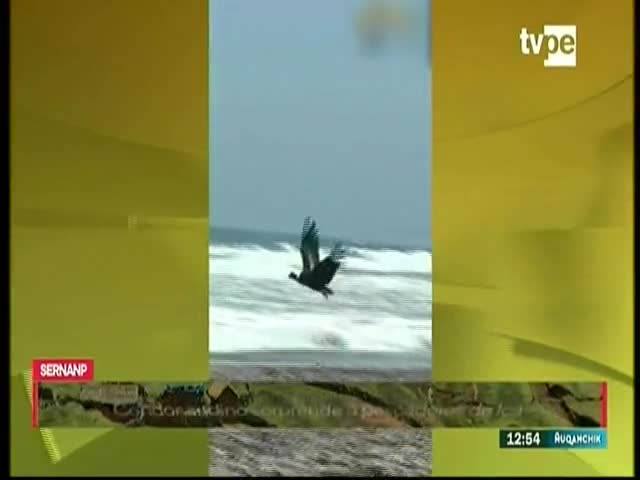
[209,350,431,383]
[209,428,432,477]
[211,364,431,383]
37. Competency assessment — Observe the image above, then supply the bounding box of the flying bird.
[289,217,347,299]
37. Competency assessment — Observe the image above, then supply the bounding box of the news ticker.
[28,359,609,431]
[499,429,608,450]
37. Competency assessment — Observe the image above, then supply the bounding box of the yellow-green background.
[432,0,634,476]
[10,0,634,476]
[10,0,209,475]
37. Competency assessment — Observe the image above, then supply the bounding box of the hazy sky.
[210,0,432,248]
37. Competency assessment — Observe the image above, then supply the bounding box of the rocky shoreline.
[209,363,433,476]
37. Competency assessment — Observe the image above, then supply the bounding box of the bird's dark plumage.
[289,217,346,299]
[300,217,320,272]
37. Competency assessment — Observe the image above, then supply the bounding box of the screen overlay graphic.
[30,362,608,440]
[9,0,633,476]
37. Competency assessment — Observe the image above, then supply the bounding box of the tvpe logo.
[519,25,577,68]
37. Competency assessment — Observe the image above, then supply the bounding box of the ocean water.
[209,227,431,370]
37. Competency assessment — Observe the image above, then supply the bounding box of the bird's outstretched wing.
[313,243,346,285]
[299,217,320,272]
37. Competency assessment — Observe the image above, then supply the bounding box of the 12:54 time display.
[499,430,542,448]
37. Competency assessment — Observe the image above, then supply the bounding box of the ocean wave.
[209,242,431,276]
[209,241,432,357]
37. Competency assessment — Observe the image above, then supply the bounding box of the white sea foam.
[209,242,432,365]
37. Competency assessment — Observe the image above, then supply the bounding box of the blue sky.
[210,0,431,248]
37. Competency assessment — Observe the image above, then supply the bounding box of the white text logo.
[519,25,577,68]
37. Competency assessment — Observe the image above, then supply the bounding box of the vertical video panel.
[210,0,432,383]
[210,0,431,476]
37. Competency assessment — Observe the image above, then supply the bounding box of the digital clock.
[499,429,543,448]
